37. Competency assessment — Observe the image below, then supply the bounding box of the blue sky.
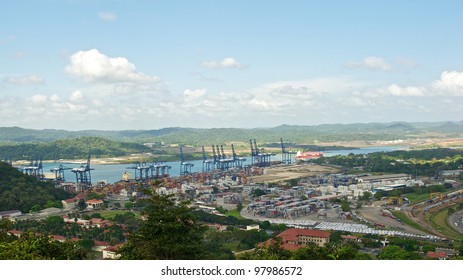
[1,0,462,130]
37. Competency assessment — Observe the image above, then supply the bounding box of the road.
[449,209,463,234]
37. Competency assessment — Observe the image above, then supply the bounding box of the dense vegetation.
[0,162,72,212]
[1,121,463,145]
[0,136,152,160]
[238,239,371,260]
[119,191,208,259]
[0,220,87,260]
[315,148,463,176]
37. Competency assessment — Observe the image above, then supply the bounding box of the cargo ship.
[295,151,323,161]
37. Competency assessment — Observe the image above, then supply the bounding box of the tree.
[292,243,328,260]
[90,213,102,219]
[260,220,271,230]
[329,231,351,243]
[422,245,435,254]
[77,199,87,211]
[252,189,266,197]
[374,191,384,201]
[238,237,292,260]
[119,191,207,260]
[236,202,243,212]
[124,201,134,209]
[340,199,350,212]
[378,245,422,260]
[0,232,87,260]
[361,192,372,201]
[77,239,95,251]
[30,204,41,213]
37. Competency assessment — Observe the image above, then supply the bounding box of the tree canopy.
[119,191,207,259]
[0,162,72,212]
[0,232,87,260]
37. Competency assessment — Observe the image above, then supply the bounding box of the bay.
[38,146,406,184]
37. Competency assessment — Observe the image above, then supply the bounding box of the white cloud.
[433,71,463,95]
[99,12,117,21]
[3,75,45,85]
[386,84,425,96]
[69,90,84,102]
[201,57,245,69]
[346,56,392,71]
[28,94,47,104]
[65,49,161,84]
[184,88,207,100]
[3,70,463,130]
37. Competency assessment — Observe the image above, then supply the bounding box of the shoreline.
[10,138,463,167]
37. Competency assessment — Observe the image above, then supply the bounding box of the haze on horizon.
[1,1,463,131]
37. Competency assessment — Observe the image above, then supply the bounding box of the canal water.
[36,146,405,184]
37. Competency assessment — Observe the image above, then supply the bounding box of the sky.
[1,0,463,130]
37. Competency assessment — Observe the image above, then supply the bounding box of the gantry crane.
[179,147,194,176]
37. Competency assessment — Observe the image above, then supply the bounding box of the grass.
[227,209,244,219]
[403,193,431,204]
[427,208,463,240]
[391,211,429,233]
[99,209,136,219]
[222,240,244,252]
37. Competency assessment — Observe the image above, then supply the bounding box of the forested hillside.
[314,148,463,176]
[0,136,152,160]
[1,121,462,145]
[0,162,72,212]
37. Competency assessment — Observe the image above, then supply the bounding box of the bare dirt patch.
[357,202,428,235]
[249,164,340,183]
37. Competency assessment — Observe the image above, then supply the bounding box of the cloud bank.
[346,56,392,71]
[65,49,160,84]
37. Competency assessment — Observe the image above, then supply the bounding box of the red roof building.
[7,230,23,237]
[426,251,448,260]
[86,199,104,209]
[262,228,331,250]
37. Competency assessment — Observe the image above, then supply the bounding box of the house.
[93,240,111,252]
[51,235,67,243]
[76,219,91,228]
[426,251,448,260]
[62,193,87,209]
[341,235,361,243]
[246,224,260,231]
[90,218,112,228]
[62,197,79,209]
[441,170,463,177]
[86,199,104,209]
[0,210,22,220]
[435,247,457,258]
[103,244,124,259]
[262,228,331,250]
[7,230,23,238]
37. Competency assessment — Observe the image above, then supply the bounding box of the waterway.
[33,146,406,184]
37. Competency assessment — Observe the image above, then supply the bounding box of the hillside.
[0,136,152,161]
[0,162,72,213]
[0,121,462,147]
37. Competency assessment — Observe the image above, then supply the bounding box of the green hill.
[0,121,462,148]
[0,136,152,161]
[0,162,72,213]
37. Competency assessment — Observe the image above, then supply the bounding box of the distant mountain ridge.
[0,121,462,145]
